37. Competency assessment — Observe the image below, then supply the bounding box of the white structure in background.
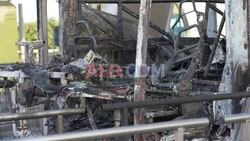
[91,3,173,32]
[180,3,225,37]
[102,4,118,15]
[92,3,224,38]
[11,0,59,23]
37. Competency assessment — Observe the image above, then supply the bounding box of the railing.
[1,92,250,140]
[81,0,225,3]
[0,108,85,134]
[5,113,250,141]
[0,108,85,122]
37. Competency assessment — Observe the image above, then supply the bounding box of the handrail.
[12,118,210,141]
[81,0,225,3]
[0,108,85,122]
[10,113,250,141]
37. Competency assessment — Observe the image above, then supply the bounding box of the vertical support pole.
[117,0,124,42]
[18,4,26,62]
[18,4,24,42]
[246,8,250,141]
[133,0,152,140]
[19,105,28,137]
[122,108,129,126]
[24,46,29,63]
[175,128,184,141]
[38,0,49,66]
[43,118,48,135]
[59,0,81,58]
[122,108,129,141]
[247,0,250,81]
[56,115,64,134]
[27,46,35,64]
[59,0,64,55]
[165,4,174,32]
[11,85,18,137]
[114,110,121,127]
[207,4,217,38]
[246,120,250,141]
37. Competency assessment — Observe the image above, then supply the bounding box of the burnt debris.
[0,1,228,140]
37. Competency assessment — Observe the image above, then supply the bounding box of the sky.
[11,0,59,23]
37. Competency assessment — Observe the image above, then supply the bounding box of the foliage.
[23,18,59,49]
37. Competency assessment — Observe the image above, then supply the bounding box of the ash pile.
[0,2,227,140]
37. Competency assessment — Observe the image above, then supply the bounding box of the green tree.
[24,18,59,49]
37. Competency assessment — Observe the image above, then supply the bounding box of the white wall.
[11,0,59,23]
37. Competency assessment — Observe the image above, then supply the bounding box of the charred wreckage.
[0,0,244,140]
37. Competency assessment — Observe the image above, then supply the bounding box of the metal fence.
[1,109,250,141]
[0,92,249,140]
